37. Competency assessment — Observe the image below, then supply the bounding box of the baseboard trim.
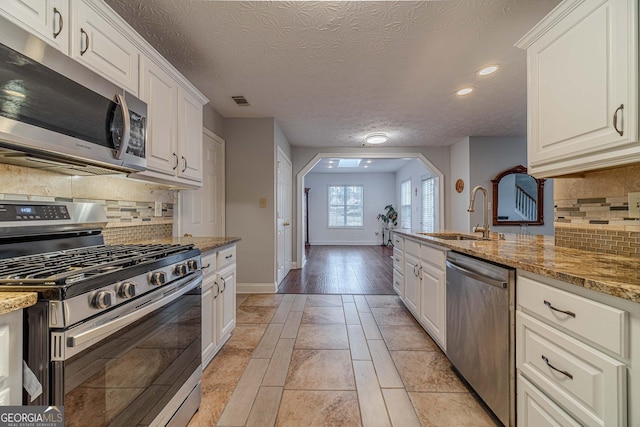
[237,282,278,294]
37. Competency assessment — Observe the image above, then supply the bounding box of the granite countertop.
[139,236,241,253]
[392,229,640,304]
[0,292,38,316]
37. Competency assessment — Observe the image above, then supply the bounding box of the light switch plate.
[628,192,640,218]
[259,198,267,208]
[154,201,163,217]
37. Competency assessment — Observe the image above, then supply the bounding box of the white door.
[181,129,225,236]
[276,148,292,285]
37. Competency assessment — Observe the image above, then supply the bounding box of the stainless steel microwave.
[0,14,146,175]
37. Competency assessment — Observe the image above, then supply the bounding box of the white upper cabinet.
[140,57,178,175]
[0,0,69,54]
[177,86,204,182]
[71,0,139,95]
[516,0,638,178]
[137,56,205,187]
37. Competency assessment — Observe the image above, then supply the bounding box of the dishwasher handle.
[446,260,507,289]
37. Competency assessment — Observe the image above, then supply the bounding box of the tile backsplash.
[0,163,177,244]
[553,163,640,256]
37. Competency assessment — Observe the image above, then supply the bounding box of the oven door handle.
[66,275,201,351]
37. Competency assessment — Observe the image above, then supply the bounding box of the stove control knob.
[174,263,188,277]
[92,290,114,309]
[117,281,137,298]
[150,271,167,286]
[187,260,199,272]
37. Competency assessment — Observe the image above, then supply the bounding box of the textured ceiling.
[105,0,560,148]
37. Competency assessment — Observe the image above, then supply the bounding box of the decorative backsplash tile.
[103,223,173,244]
[0,163,177,245]
[555,226,639,256]
[553,163,640,257]
[554,197,639,231]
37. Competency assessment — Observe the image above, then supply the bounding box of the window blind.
[421,177,436,232]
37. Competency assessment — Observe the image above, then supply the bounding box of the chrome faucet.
[468,185,490,239]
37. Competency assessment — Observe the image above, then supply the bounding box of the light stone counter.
[138,236,241,253]
[392,230,640,304]
[0,292,38,316]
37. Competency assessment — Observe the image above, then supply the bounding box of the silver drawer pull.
[225,254,233,259]
[544,300,576,318]
[541,355,573,380]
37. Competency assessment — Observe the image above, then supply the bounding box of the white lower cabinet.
[516,272,633,427]
[403,253,420,316]
[517,374,581,427]
[201,245,236,368]
[0,309,22,405]
[396,236,447,351]
[419,260,446,350]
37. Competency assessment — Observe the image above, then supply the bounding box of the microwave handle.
[114,94,131,160]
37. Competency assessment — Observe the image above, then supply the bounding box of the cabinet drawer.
[392,234,404,249]
[420,243,445,270]
[517,312,626,427]
[517,374,581,427]
[392,247,403,273]
[404,238,420,257]
[201,251,217,279]
[518,276,627,356]
[393,269,403,297]
[217,246,236,270]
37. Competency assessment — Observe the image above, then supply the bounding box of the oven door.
[51,274,201,426]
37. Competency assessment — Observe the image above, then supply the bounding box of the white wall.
[292,145,451,258]
[395,159,436,231]
[225,118,279,288]
[448,136,554,235]
[203,104,224,137]
[306,172,395,245]
[450,138,471,231]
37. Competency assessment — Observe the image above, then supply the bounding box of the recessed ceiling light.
[366,160,373,164]
[328,165,333,169]
[477,65,499,76]
[364,165,369,168]
[365,133,388,144]
[456,87,474,96]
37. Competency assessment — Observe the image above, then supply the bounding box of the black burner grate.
[0,243,194,286]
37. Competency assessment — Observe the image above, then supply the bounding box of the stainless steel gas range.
[0,200,202,426]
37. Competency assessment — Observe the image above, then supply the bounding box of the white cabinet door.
[201,251,218,368]
[403,253,420,316]
[217,265,236,340]
[140,57,178,176]
[177,86,204,182]
[419,261,446,350]
[71,0,139,94]
[518,0,639,177]
[0,0,69,54]
[201,275,218,368]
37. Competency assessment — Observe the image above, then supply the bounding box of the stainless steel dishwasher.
[446,251,515,427]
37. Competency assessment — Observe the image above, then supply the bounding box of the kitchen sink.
[417,232,487,241]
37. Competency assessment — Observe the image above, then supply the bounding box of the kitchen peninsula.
[392,229,639,427]
[393,230,640,302]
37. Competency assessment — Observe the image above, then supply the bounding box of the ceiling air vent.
[231,95,250,106]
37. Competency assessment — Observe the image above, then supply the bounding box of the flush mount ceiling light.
[477,65,499,76]
[364,133,388,144]
[456,87,474,96]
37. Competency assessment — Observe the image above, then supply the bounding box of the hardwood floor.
[277,245,395,294]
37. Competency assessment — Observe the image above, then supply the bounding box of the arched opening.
[295,152,445,269]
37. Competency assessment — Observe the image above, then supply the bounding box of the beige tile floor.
[188,294,499,427]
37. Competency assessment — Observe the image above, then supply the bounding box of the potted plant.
[377,204,398,228]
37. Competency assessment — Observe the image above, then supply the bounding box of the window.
[400,179,411,229]
[328,185,363,227]
[421,177,437,232]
